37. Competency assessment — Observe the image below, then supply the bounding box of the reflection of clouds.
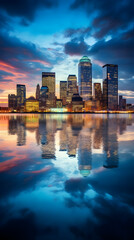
[0,114,134,239]
[27,166,52,174]
[118,131,134,141]
[0,153,28,172]
[69,194,134,240]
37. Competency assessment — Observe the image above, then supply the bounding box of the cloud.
[70,0,134,39]
[0,89,4,94]
[0,0,58,22]
[119,79,134,92]
[64,29,134,82]
[64,38,90,56]
[88,32,134,79]
[0,31,53,86]
[64,27,91,38]
[0,11,13,32]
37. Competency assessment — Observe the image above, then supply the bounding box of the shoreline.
[0,111,134,114]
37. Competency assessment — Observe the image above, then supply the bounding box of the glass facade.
[8,94,17,109]
[42,72,55,107]
[78,56,92,101]
[17,84,26,107]
[25,100,39,112]
[42,72,55,95]
[66,75,77,103]
[36,84,40,100]
[103,64,118,110]
[94,83,102,101]
[60,81,67,99]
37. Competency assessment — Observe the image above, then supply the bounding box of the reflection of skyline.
[78,128,92,177]
[6,114,134,175]
[102,118,119,168]
[8,116,26,146]
[38,116,56,159]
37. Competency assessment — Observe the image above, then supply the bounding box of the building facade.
[102,64,118,110]
[60,81,67,105]
[94,83,102,101]
[66,75,77,104]
[36,84,40,100]
[119,95,126,110]
[94,83,102,110]
[42,72,55,107]
[25,97,39,112]
[78,56,92,101]
[8,94,17,110]
[17,84,26,107]
[72,93,84,112]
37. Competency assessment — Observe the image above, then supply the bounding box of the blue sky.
[0,0,134,105]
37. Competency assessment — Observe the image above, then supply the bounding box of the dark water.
[0,114,134,240]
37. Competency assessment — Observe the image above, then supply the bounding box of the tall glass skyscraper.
[102,64,118,110]
[42,72,55,95]
[60,81,67,105]
[17,84,26,107]
[67,75,77,103]
[42,72,55,107]
[78,56,92,101]
[36,84,40,100]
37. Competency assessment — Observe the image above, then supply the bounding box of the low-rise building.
[25,97,39,112]
[72,93,84,112]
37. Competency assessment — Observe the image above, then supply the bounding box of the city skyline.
[0,0,134,106]
[3,57,134,112]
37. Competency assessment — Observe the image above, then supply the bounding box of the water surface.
[0,114,134,240]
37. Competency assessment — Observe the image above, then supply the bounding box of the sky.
[0,0,134,106]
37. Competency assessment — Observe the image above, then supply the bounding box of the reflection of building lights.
[79,165,91,177]
[50,108,67,112]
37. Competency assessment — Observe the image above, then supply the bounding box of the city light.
[0,56,133,113]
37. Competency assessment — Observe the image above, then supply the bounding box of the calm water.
[0,114,134,240]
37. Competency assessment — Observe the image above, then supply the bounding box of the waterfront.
[0,114,134,240]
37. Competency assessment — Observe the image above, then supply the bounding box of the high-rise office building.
[94,83,102,101]
[102,64,118,110]
[78,56,92,101]
[36,84,40,100]
[119,95,126,110]
[42,72,55,94]
[60,81,67,105]
[66,75,77,104]
[39,86,49,108]
[42,72,55,107]
[8,94,17,110]
[94,83,102,110]
[17,84,26,107]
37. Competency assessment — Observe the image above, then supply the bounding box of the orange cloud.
[0,154,28,172]
[27,59,51,67]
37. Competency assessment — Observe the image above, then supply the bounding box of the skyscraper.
[60,81,67,105]
[94,83,102,109]
[8,94,17,110]
[66,75,77,103]
[42,72,55,95]
[78,56,92,101]
[42,72,55,107]
[94,83,102,101]
[36,84,40,100]
[17,84,26,107]
[119,95,126,110]
[102,64,118,110]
